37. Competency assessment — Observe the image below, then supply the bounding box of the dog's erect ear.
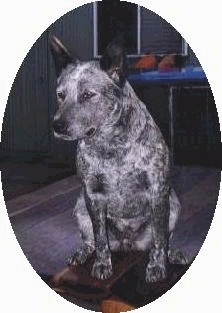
[100,37,127,87]
[50,36,79,76]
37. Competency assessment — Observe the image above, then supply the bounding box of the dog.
[50,36,186,283]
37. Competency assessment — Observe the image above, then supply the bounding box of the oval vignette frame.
[0,0,219,310]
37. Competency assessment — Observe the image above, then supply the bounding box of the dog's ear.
[100,37,127,87]
[50,36,79,76]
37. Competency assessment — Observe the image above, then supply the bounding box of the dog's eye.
[80,91,95,103]
[57,91,66,101]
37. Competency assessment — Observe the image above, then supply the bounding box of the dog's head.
[50,36,127,141]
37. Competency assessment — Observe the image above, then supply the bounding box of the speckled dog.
[50,37,186,282]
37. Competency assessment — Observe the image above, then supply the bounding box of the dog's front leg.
[146,194,170,283]
[84,183,112,280]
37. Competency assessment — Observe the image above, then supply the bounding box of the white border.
[0,1,221,313]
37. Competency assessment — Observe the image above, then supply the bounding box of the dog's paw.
[68,245,94,267]
[146,263,167,283]
[91,259,113,280]
[68,250,87,267]
[168,249,188,265]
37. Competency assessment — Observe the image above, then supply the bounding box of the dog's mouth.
[85,127,96,138]
[53,131,73,141]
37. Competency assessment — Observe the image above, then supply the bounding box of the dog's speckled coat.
[50,37,186,282]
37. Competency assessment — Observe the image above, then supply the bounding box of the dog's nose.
[53,119,67,134]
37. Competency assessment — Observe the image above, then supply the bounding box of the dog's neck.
[103,81,150,139]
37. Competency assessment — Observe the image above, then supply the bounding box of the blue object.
[128,67,208,85]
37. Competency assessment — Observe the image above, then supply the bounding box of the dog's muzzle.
[53,119,68,135]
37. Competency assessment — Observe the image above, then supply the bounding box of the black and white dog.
[50,36,186,283]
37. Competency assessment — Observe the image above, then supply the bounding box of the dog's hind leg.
[68,192,95,267]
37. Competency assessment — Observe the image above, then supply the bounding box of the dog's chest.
[78,141,151,216]
[80,141,147,186]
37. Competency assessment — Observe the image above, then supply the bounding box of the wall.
[0,2,202,159]
[1,3,93,159]
[1,32,49,153]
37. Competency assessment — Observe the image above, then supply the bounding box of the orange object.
[134,55,157,70]
[158,54,177,71]
[101,298,135,313]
